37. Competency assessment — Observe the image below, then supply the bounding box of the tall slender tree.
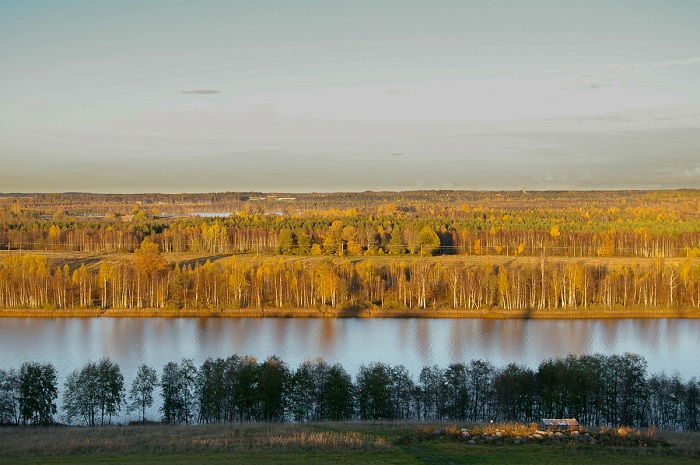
[128,364,158,423]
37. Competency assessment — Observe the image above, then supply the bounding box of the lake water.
[1,317,699,421]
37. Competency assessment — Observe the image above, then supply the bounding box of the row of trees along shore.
[1,354,698,431]
[1,241,699,310]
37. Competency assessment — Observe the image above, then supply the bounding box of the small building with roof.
[542,418,580,431]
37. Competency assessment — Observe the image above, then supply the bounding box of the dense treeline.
[4,190,700,221]
[2,190,700,258]
[1,212,699,258]
[1,354,698,430]
[2,245,699,311]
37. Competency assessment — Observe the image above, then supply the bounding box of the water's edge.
[2,306,699,319]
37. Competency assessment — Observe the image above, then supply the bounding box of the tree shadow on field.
[176,254,229,269]
[49,256,102,272]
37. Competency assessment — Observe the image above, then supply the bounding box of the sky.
[1,0,699,193]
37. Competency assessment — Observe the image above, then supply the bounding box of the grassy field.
[0,422,698,465]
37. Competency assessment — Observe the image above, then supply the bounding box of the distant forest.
[2,190,700,257]
[1,190,699,311]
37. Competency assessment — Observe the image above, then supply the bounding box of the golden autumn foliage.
[0,190,698,259]
[0,190,698,313]
[1,253,700,312]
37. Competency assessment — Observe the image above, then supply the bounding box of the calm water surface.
[2,318,698,382]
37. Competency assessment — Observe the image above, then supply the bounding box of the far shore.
[1,306,699,319]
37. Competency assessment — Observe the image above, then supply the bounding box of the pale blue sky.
[1,0,699,192]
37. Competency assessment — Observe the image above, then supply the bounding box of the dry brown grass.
[0,423,389,458]
[1,422,698,462]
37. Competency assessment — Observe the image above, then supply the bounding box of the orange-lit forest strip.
[1,250,699,318]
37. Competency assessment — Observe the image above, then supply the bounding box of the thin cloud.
[179,89,221,95]
[573,57,700,90]
[684,167,700,178]
[649,57,700,68]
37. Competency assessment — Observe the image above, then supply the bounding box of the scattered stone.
[532,433,543,440]
[468,440,476,445]
[554,432,566,439]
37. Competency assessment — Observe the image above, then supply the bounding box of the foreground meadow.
[1,422,698,465]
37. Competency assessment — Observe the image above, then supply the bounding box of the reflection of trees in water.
[414,319,431,366]
[498,319,526,360]
[602,319,661,354]
[273,319,288,353]
[111,317,146,360]
[662,318,683,354]
[447,319,498,363]
[319,318,336,353]
[477,319,497,358]
[570,319,594,354]
[448,320,466,361]
[633,318,660,353]
[397,319,411,357]
[230,319,254,353]
[601,319,620,351]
